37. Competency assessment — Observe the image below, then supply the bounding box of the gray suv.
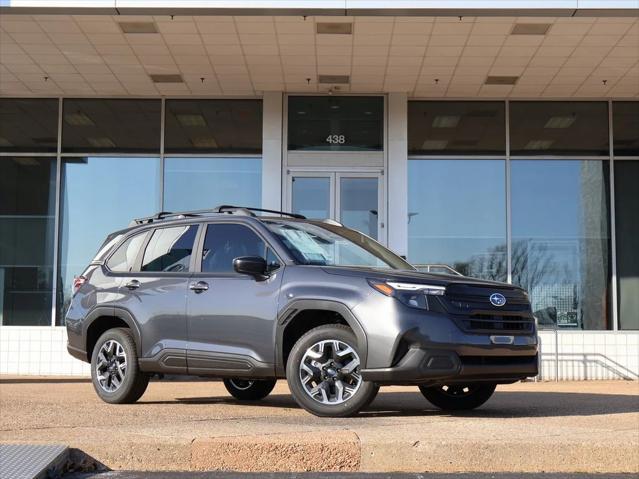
[66,206,538,417]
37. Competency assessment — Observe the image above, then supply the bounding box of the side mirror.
[233,256,268,280]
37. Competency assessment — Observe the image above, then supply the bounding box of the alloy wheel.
[95,339,127,393]
[299,339,362,405]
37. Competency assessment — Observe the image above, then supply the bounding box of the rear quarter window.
[106,232,148,272]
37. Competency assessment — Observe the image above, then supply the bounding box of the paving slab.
[1,377,637,473]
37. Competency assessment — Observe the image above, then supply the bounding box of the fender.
[275,299,368,376]
[83,306,143,357]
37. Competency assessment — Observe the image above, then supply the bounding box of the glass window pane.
[0,157,56,325]
[288,96,383,151]
[163,157,261,212]
[201,224,267,273]
[164,100,262,154]
[106,232,148,273]
[613,102,639,157]
[408,101,505,155]
[0,99,59,153]
[339,177,378,239]
[510,102,609,156]
[62,99,160,153]
[511,160,611,330]
[57,156,160,323]
[614,160,639,330]
[141,226,197,273]
[292,177,331,219]
[407,160,507,281]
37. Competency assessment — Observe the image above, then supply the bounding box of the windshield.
[264,220,414,270]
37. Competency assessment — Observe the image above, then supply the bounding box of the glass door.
[288,172,383,241]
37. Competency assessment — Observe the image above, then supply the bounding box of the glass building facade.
[0,97,637,333]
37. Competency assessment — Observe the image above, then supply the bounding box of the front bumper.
[361,347,539,385]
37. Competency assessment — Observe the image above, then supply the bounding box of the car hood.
[320,265,522,290]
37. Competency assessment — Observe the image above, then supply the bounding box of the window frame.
[191,220,284,278]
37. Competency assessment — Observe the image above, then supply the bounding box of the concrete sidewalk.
[1,378,637,474]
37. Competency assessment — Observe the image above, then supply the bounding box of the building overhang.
[1,1,638,17]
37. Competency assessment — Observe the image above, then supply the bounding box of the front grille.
[441,283,534,334]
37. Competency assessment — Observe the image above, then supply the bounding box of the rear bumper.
[361,347,539,385]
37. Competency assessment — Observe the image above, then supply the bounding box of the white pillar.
[262,91,283,210]
[387,92,408,257]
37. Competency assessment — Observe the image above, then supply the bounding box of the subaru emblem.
[489,293,506,307]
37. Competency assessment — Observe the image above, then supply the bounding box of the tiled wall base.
[1,327,637,380]
[0,327,90,376]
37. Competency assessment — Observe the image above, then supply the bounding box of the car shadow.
[141,389,639,418]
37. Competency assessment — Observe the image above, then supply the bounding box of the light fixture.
[86,137,116,148]
[176,114,207,127]
[544,116,576,129]
[316,23,352,35]
[318,75,350,84]
[149,74,184,83]
[524,139,554,150]
[432,115,460,128]
[511,23,551,35]
[421,139,448,150]
[191,137,218,148]
[119,22,158,34]
[485,76,519,85]
[64,112,94,126]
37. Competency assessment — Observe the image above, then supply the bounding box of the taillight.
[73,276,86,294]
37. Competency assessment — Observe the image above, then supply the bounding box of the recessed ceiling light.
[297,111,307,115]
[511,23,552,35]
[421,140,448,150]
[544,116,576,129]
[316,23,352,35]
[191,137,218,148]
[119,22,158,34]
[86,137,116,148]
[524,139,554,150]
[176,114,207,127]
[318,75,350,84]
[485,76,519,86]
[432,115,460,128]
[330,105,340,110]
[64,112,94,126]
[149,74,184,83]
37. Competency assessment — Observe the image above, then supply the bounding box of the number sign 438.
[326,134,346,144]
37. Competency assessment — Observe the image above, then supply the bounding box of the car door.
[116,224,199,374]
[186,222,283,377]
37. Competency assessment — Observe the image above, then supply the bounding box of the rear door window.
[141,225,198,273]
[106,232,147,272]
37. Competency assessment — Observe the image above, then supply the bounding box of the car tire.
[223,378,277,401]
[418,383,496,410]
[90,327,149,404]
[286,324,378,417]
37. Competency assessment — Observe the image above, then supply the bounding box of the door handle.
[125,279,140,290]
[189,281,209,293]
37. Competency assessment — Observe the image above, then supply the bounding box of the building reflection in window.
[511,160,611,330]
[407,159,507,282]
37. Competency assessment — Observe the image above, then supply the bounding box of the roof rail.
[216,205,306,219]
[131,205,305,225]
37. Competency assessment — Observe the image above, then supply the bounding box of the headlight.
[368,280,445,310]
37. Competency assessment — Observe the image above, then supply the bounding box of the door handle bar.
[189,281,209,293]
